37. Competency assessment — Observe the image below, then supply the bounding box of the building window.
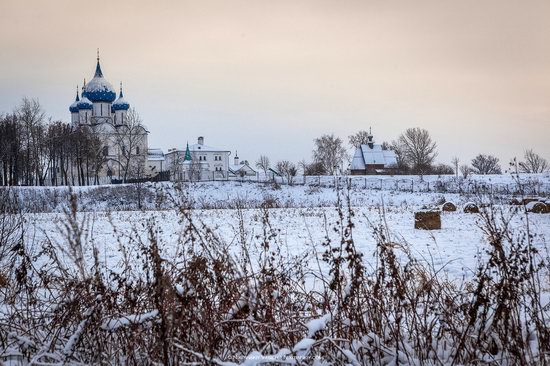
[136,146,140,154]
[103,146,109,156]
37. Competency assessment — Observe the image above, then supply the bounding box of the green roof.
[184,143,192,161]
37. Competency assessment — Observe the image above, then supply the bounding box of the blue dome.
[84,59,116,103]
[77,96,93,110]
[69,102,79,113]
[112,85,130,111]
[69,89,80,113]
[112,99,130,111]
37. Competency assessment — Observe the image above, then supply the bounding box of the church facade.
[165,137,231,181]
[350,131,397,175]
[68,54,163,181]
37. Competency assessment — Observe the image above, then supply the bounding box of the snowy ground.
[5,180,550,364]
[6,172,550,213]
[23,187,550,284]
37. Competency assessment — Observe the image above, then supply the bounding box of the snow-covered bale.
[526,201,548,214]
[441,202,457,212]
[522,197,540,205]
[510,197,522,205]
[414,211,441,230]
[463,202,479,214]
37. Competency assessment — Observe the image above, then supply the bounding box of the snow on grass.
[23,204,550,283]
[306,314,332,338]
[101,310,159,331]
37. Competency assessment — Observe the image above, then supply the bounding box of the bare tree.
[389,139,409,172]
[0,114,21,186]
[312,134,347,175]
[112,108,148,182]
[255,155,270,176]
[460,164,471,179]
[128,154,147,208]
[17,98,46,185]
[299,159,325,176]
[167,150,186,181]
[305,162,326,176]
[471,154,501,175]
[432,163,454,175]
[348,130,371,148]
[397,127,437,175]
[298,159,308,176]
[276,160,297,185]
[519,149,548,173]
[451,157,460,179]
[1,98,108,187]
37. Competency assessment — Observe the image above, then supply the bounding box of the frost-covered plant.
[1,183,549,365]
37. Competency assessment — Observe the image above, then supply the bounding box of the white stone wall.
[113,110,126,125]
[79,109,91,124]
[93,102,111,118]
[71,112,79,125]
[165,149,230,181]
[92,122,149,180]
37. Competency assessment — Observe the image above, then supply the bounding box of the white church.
[68,52,164,181]
[350,131,397,175]
[68,52,256,183]
[165,137,257,181]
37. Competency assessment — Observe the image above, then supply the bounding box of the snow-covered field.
[23,184,549,283]
[4,179,550,365]
[6,172,550,213]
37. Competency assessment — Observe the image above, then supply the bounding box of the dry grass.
[0,185,549,365]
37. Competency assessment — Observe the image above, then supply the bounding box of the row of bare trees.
[0,98,106,186]
[452,149,549,179]
[1,98,149,186]
[260,127,548,178]
[262,128,443,177]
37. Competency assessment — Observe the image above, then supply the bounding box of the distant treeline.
[0,98,104,186]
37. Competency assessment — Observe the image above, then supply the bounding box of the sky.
[0,0,549,167]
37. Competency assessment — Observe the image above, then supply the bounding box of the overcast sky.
[1,0,549,166]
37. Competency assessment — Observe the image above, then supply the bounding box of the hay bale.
[526,201,548,214]
[463,202,479,214]
[522,197,539,205]
[442,202,457,212]
[509,198,522,205]
[415,211,441,230]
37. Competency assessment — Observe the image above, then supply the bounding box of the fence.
[111,170,171,184]
[220,174,550,197]
[27,170,550,197]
